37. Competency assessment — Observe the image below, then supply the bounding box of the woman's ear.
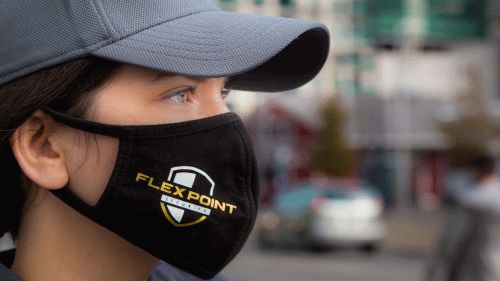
[10,110,69,190]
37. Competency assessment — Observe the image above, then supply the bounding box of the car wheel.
[359,243,379,254]
[307,243,326,252]
[257,235,274,250]
[305,239,330,253]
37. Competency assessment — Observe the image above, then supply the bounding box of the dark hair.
[0,57,121,237]
[468,153,496,176]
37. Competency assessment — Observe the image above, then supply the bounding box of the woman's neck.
[11,190,158,281]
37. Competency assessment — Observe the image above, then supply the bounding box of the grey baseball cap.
[0,0,329,92]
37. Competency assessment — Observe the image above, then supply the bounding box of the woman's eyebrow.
[150,72,175,82]
[151,72,203,82]
[151,72,228,84]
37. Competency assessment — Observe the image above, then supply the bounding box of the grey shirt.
[149,261,228,281]
[0,263,20,281]
[0,260,229,281]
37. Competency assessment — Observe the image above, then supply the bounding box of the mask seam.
[235,121,259,210]
[220,121,256,267]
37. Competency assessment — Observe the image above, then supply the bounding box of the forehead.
[117,64,229,83]
[110,64,229,85]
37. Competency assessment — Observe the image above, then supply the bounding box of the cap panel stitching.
[107,9,217,44]
[91,0,119,41]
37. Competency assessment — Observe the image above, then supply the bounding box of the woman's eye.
[164,87,193,104]
[162,86,229,104]
[221,88,231,100]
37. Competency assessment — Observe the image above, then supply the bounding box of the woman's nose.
[199,78,230,117]
[203,95,229,116]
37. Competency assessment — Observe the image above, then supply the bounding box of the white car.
[257,180,386,252]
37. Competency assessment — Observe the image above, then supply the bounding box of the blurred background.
[214,0,500,280]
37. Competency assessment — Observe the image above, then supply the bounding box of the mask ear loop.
[51,188,98,217]
[49,137,134,227]
[42,107,242,139]
[43,107,135,223]
[41,107,126,138]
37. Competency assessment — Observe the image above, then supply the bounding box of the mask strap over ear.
[51,188,99,219]
[42,107,124,138]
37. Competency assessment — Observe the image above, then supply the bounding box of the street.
[221,209,442,281]
[221,240,427,281]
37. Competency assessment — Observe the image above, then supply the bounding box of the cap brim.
[92,10,329,92]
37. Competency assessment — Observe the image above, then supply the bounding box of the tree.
[439,66,499,167]
[311,96,355,177]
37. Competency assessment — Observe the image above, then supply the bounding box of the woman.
[0,0,329,280]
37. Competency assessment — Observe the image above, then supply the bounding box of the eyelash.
[164,86,231,105]
[221,88,231,99]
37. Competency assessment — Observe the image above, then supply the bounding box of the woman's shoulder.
[149,260,229,281]
[0,263,21,281]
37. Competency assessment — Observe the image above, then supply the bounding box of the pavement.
[222,246,426,281]
[381,208,445,258]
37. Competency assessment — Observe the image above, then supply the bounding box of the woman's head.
[0,57,121,236]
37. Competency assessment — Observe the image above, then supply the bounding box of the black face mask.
[42,107,260,280]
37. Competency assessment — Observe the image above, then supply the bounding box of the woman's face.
[58,64,230,205]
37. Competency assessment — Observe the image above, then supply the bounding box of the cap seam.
[97,9,218,50]
[91,0,119,41]
[139,32,224,47]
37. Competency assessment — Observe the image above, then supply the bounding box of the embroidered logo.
[135,166,237,227]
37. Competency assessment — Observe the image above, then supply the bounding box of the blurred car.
[256,179,386,252]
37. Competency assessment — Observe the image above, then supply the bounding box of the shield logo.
[160,166,215,227]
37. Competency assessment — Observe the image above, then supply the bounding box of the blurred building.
[348,0,500,208]
[217,0,500,208]
[245,95,323,203]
